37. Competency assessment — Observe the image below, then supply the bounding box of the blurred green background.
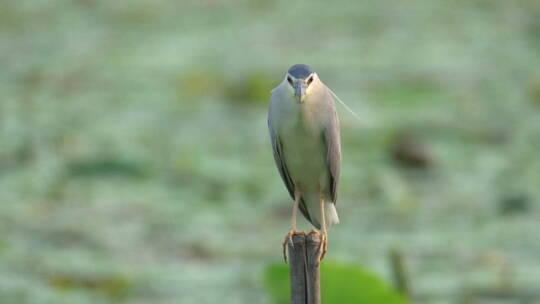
[1,0,540,303]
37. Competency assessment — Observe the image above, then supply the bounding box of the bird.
[268,64,341,262]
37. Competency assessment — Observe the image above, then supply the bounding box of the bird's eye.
[307,76,313,85]
[287,76,293,85]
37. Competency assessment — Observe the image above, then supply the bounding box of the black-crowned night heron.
[268,64,341,262]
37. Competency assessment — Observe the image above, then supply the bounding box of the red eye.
[307,76,313,85]
[287,76,293,85]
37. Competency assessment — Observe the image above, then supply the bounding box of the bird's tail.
[325,202,340,228]
[305,200,339,230]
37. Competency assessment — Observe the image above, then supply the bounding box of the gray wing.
[322,93,341,203]
[268,122,295,199]
[268,119,314,224]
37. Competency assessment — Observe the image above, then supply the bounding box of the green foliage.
[498,193,530,216]
[179,68,227,101]
[66,157,150,179]
[225,71,275,106]
[529,79,540,106]
[49,273,134,300]
[264,263,291,304]
[179,68,273,106]
[264,262,408,304]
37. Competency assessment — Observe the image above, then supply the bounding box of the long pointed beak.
[294,82,307,103]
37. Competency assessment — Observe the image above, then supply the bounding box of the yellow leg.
[282,190,301,263]
[318,193,328,261]
[291,191,299,231]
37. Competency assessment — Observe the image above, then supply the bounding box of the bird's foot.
[282,229,302,263]
[309,229,328,262]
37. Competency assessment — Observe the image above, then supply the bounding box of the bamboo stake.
[287,231,322,304]
[305,232,321,304]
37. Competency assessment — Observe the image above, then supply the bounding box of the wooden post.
[305,232,321,304]
[389,247,411,300]
[287,231,322,304]
[288,233,307,304]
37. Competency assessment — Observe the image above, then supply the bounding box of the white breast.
[278,99,328,193]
